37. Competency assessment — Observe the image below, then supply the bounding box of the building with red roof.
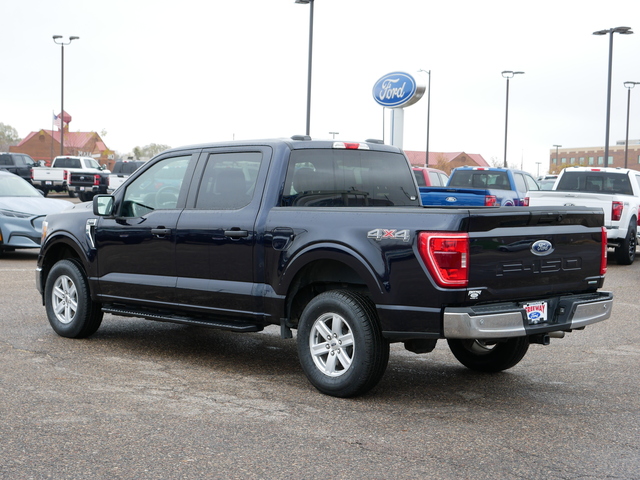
[9,111,114,167]
[404,150,489,173]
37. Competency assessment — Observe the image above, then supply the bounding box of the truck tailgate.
[527,191,612,223]
[421,187,488,206]
[465,206,604,303]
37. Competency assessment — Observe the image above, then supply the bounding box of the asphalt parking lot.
[1,215,638,479]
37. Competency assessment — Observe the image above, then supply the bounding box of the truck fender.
[38,232,97,300]
[276,242,386,302]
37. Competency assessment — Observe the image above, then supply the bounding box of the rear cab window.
[449,170,510,190]
[556,171,633,195]
[281,149,420,207]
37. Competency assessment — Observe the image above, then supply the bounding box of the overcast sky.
[3,0,640,175]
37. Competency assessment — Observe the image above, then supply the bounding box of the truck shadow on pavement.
[69,317,564,406]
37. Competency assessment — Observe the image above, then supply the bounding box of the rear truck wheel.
[45,259,103,338]
[297,290,389,398]
[447,337,530,372]
[68,190,77,198]
[615,222,636,265]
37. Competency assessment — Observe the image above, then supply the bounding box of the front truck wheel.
[297,290,389,398]
[615,221,636,265]
[447,337,530,372]
[44,259,103,338]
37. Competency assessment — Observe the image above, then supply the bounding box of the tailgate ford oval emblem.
[445,196,457,202]
[531,240,553,256]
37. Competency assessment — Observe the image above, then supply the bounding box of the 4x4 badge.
[367,229,411,242]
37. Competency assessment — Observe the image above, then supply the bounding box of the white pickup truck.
[527,166,640,265]
[31,156,109,197]
[107,160,146,193]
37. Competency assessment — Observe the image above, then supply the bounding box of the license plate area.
[523,301,548,324]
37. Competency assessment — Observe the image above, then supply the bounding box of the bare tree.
[0,123,21,151]
[132,143,171,160]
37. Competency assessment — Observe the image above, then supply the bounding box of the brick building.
[404,151,489,173]
[549,142,640,173]
[9,111,114,167]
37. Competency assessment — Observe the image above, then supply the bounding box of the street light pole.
[501,70,524,167]
[295,0,314,136]
[624,81,640,168]
[418,69,431,166]
[593,26,634,168]
[52,35,79,157]
[553,144,562,171]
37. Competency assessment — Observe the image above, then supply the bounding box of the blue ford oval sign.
[531,240,554,256]
[372,71,424,108]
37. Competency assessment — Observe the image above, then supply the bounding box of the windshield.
[0,174,41,197]
[281,149,420,207]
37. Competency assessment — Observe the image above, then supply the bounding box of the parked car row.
[1,153,146,199]
[412,165,639,265]
[0,155,147,256]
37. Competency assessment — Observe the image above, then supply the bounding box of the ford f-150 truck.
[68,170,110,202]
[420,166,540,206]
[36,137,613,397]
[527,166,640,265]
[31,156,110,198]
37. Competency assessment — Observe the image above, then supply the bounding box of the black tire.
[79,191,94,202]
[447,337,530,372]
[44,259,103,338]
[40,188,49,197]
[296,290,389,398]
[68,190,77,198]
[615,222,636,265]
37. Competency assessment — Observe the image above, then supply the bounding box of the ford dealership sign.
[372,71,425,108]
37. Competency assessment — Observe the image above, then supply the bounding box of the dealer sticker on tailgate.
[523,301,548,324]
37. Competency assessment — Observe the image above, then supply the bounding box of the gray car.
[0,171,72,254]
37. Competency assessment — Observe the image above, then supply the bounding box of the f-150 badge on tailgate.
[367,229,410,242]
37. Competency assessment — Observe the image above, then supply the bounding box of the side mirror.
[93,195,114,216]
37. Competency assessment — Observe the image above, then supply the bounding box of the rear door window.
[194,151,262,210]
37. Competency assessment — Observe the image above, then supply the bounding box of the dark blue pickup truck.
[420,166,541,206]
[36,137,612,397]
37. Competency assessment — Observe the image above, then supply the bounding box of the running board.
[102,306,264,333]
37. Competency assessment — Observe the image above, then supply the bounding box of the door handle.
[224,229,249,238]
[151,228,171,237]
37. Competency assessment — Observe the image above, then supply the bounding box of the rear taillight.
[63,170,68,181]
[418,232,469,287]
[612,201,623,221]
[484,195,497,206]
[523,197,530,206]
[93,174,100,186]
[600,226,608,275]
